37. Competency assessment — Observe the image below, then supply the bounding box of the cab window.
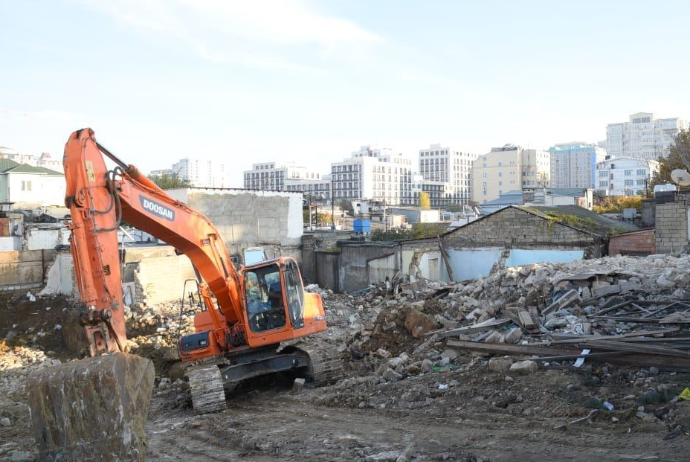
[284,261,304,328]
[244,264,286,333]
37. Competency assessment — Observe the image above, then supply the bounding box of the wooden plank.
[581,339,690,358]
[446,340,690,370]
[518,310,537,330]
[429,318,511,338]
[658,312,690,324]
[641,302,678,319]
[590,300,632,317]
[437,237,454,283]
[544,327,680,344]
[592,316,659,323]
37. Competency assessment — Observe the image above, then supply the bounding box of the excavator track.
[291,342,345,386]
[187,363,226,414]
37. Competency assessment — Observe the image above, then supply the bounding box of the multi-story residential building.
[331,146,414,206]
[471,145,551,204]
[547,142,607,189]
[243,162,327,195]
[172,158,231,188]
[595,157,659,197]
[284,174,332,201]
[411,174,456,208]
[418,144,477,205]
[606,112,688,161]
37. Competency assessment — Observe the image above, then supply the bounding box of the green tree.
[148,172,191,190]
[649,129,690,191]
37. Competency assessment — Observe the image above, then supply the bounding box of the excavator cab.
[243,258,305,334]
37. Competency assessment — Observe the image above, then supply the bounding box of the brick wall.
[441,207,602,257]
[609,230,655,256]
[655,194,689,254]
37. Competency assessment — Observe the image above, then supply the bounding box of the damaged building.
[308,205,638,293]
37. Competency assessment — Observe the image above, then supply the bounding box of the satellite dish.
[671,169,690,187]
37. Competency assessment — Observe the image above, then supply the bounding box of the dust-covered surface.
[2,254,690,461]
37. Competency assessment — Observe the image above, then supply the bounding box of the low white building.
[0,159,66,208]
[595,157,659,196]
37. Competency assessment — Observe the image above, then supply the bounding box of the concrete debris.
[509,360,538,375]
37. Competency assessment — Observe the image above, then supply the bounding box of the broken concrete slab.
[591,284,621,298]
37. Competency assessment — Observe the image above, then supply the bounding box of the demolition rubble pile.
[308,254,690,435]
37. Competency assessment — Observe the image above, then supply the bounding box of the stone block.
[509,360,538,375]
[27,353,155,462]
[591,284,621,298]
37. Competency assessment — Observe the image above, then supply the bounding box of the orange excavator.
[26,128,341,461]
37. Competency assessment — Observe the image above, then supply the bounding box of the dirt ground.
[1,291,690,461]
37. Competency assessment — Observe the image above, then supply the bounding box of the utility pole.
[331,181,335,231]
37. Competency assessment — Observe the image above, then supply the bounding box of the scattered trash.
[679,388,690,401]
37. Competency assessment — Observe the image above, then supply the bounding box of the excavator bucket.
[26,353,155,462]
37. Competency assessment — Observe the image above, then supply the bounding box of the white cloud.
[75,0,382,66]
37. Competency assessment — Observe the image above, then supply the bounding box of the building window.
[599,171,607,177]
[637,169,647,175]
[21,180,31,191]
[624,170,632,176]
[624,180,634,186]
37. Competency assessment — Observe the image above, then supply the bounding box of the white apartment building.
[606,112,688,161]
[595,157,659,197]
[418,144,477,205]
[471,145,551,204]
[172,158,232,188]
[284,174,332,201]
[331,146,414,206]
[243,162,327,196]
[411,174,456,208]
[548,143,607,189]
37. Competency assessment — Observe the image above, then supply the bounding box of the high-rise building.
[606,112,687,161]
[471,145,551,204]
[243,162,329,200]
[547,142,606,189]
[418,144,477,205]
[595,157,659,196]
[331,146,413,206]
[172,158,231,188]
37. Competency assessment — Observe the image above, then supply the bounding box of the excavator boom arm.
[64,128,242,355]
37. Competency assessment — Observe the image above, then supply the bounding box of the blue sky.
[2,0,689,186]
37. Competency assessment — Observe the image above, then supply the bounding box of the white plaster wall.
[26,227,70,250]
[447,248,504,281]
[39,252,77,297]
[0,236,21,251]
[7,174,66,207]
[505,249,584,267]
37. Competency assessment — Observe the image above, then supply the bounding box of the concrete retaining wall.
[0,249,55,290]
[167,188,303,263]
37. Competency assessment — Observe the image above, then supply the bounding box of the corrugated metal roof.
[0,158,20,172]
